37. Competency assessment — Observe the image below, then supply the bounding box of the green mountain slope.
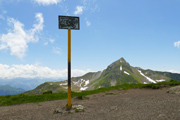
[0,85,25,95]
[25,82,66,94]
[90,58,180,89]
[91,58,142,89]
[26,57,180,94]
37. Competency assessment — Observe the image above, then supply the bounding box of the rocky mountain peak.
[119,57,126,63]
[108,57,128,68]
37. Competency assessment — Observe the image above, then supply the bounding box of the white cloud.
[167,70,180,74]
[91,4,100,12]
[0,13,44,59]
[52,47,61,55]
[0,64,92,79]
[74,6,84,15]
[49,38,55,43]
[33,0,62,6]
[43,38,54,46]
[0,10,7,20]
[43,42,48,45]
[0,0,22,6]
[174,41,180,48]
[86,20,91,27]
[71,69,92,77]
[82,0,99,12]
[60,5,69,15]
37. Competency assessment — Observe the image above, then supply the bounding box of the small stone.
[168,86,180,94]
[110,106,118,111]
[56,109,63,114]
[72,105,85,112]
[157,114,168,119]
[72,105,84,109]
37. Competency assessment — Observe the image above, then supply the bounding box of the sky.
[0,0,180,80]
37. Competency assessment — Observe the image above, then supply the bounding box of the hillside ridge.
[26,57,180,94]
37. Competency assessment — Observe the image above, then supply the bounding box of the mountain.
[25,82,66,94]
[0,85,25,96]
[26,57,180,94]
[89,58,173,89]
[0,78,63,91]
[25,71,102,94]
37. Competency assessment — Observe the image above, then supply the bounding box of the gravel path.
[0,87,180,120]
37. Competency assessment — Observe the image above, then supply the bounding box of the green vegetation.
[105,92,114,95]
[66,103,72,110]
[25,58,180,94]
[26,82,66,94]
[0,79,179,107]
[42,90,53,94]
[91,58,146,89]
[139,69,170,80]
[53,110,57,114]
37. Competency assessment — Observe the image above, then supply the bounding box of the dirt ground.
[0,87,180,120]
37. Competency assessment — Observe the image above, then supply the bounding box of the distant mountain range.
[0,78,63,91]
[26,57,180,94]
[0,85,25,95]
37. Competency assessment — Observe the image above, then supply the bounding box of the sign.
[58,16,80,30]
[58,15,80,108]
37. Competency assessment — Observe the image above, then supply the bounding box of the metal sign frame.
[58,16,80,30]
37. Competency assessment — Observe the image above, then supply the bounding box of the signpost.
[58,16,80,107]
[59,16,80,30]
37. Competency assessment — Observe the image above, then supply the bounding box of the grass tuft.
[105,93,114,95]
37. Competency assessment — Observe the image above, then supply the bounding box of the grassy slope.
[25,82,66,94]
[0,79,179,106]
[92,63,142,89]
[139,69,171,81]
[72,72,101,81]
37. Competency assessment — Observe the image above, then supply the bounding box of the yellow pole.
[68,29,71,107]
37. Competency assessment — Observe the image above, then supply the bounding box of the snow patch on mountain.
[79,79,89,91]
[80,87,88,90]
[73,81,78,85]
[124,71,130,75]
[73,79,89,91]
[59,82,68,89]
[60,82,67,86]
[60,79,90,91]
[79,79,84,88]
[138,70,156,83]
[84,80,89,86]
[120,65,122,71]
[156,79,165,82]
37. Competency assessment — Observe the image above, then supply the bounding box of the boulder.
[167,86,180,94]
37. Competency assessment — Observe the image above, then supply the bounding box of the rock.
[54,105,85,114]
[167,86,180,94]
[72,105,85,112]
[55,109,63,114]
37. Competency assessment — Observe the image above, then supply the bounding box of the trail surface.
[0,88,180,120]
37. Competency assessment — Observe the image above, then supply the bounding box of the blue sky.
[0,0,180,80]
